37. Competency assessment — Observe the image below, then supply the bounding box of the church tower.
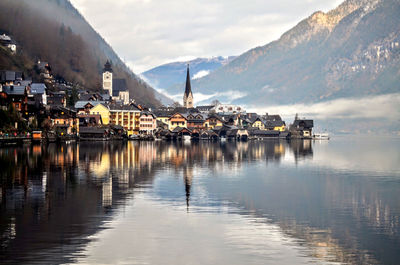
[102,60,113,96]
[183,65,193,108]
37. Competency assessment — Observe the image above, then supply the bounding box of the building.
[30,83,47,105]
[211,103,245,115]
[139,112,157,135]
[102,61,130,104]
[74,101,107,114]
[0,85,28,113]
[109,104,141,135]
[204,114,224,129]
[47,91,66,107]
[102,60,113,96]
[291,118,314,138]
[0,34,17,53]
[183,65,193,108]
[187,113,205,130]
[169,112,188,130]
[112,79,129,105]
[89,103,110,125]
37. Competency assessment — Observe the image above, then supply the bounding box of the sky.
[70,0,342,73]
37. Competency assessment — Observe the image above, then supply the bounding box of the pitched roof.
[30,83,46,94]
[2,85,26,95]
[112,79,127,97]
[293,119,314,128]
[74,101,106,109]
[109,103,140,111]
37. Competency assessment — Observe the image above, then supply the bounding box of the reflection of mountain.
[1,140,398,264]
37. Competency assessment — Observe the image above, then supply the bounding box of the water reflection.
[0,138,399,264]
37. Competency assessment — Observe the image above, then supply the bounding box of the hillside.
[0,0,161,107]
[178,0,400,106]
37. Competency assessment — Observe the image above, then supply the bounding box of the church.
[102,61,130,105]
[183,65,193,108]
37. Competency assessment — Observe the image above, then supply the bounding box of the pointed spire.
[184,64,192,97]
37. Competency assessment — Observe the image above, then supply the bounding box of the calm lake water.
[0,137,399,264]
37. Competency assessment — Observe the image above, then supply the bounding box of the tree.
[211,99,220,106]
[67,86,79,107]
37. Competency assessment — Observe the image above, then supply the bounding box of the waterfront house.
[109,103,141,136]
[139,112,157,135]
[169,112,188,130]
[251,117,265,130]
[50,106,77,135]
[291,119,314,138]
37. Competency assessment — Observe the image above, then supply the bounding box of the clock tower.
[103,60,113,96]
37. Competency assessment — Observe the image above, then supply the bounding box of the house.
[0,85,28,113]
[169,112,188,130]
[263,114,286,131]
[139,112,157,135]
[0,34,17,53]
[74,101,107,114]
[196,105,214,114]
[89,103,110,125]
[30,83,47,105]
[292,119,314,138]
[211,103,245,115]
[153,109,172,128]
[251,117,265,130]
[204,114,224,129]
[187,113,205,130]
[109,103,141,135]
[47,91,66,107]
[0,70,23,86]
[77,114,103,128]
[49,106,77,135]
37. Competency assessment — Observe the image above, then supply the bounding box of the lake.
[0,137,399,264]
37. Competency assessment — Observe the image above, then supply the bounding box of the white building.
[211,103,245,115]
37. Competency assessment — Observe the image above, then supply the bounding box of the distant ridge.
[178,0,400,106]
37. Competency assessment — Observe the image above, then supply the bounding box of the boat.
[313,133,330,140]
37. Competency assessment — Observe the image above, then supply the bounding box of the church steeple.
[183,64,193,108]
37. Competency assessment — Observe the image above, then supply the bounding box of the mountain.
[0,0,161,107]
[183,0,400,107]
[141,56,235,103]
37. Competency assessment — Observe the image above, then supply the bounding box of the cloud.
[246,93,400,122]
[193,70,210,80]
[70,0,341,72]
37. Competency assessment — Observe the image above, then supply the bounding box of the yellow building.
[89,104,110,125]
[251,118,265,130]
[109,104,141,135]
[203,114,224,129]
[168,113,187,130]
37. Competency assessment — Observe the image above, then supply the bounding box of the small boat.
[313,133,330,140]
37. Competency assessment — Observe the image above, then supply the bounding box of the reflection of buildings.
[2,140,398,264]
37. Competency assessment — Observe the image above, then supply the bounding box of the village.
[0,33,314,144]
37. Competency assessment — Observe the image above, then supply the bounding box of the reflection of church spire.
[183,167,193,212]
